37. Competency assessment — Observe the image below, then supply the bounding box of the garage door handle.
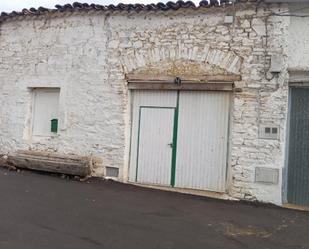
[168,143,173,148]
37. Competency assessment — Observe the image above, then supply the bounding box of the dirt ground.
[0,167,308,249]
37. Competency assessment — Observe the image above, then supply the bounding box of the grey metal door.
[288,87,309,206]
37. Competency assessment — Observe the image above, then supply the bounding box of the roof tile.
[0,0,257,22]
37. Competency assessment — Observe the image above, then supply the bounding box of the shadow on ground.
[0,167,308,249]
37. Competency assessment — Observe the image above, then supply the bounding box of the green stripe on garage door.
[171,91,180,187]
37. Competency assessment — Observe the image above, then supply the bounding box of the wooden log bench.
[7,151,91,177]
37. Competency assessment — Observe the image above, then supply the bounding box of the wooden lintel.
[126,73,241,83]
[128,83,233,91]
[289,71,309,83]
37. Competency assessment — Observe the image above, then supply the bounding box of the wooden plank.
[289,71,309,83]
[126,73,241,83]
[128,82,233,91]
[16,150,89,162]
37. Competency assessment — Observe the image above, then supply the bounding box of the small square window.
[265,127,271,134]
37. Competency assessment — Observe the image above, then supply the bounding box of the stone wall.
[229,5,290,204]
[0,2,290,204]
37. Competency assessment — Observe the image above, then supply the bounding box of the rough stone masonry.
[0,1,293,205]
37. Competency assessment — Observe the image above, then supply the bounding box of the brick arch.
[120,45,243,75]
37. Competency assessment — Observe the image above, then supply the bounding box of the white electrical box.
[269,54,283,73]
[255,167,279,185]
[259,125,280,140]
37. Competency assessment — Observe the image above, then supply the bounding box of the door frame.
[282,86,292,204]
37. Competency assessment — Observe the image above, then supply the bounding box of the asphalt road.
[0,167,308,249]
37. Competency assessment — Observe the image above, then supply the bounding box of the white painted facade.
[0,1,308,206]
[288,4,309,71]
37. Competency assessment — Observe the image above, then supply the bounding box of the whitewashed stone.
[252,18,266,36]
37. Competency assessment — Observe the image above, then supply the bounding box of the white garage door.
[129,90,230,192]
[175,91,230,192]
